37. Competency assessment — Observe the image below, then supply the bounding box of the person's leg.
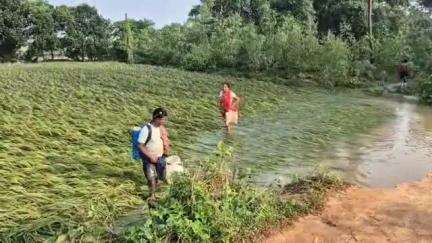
[223,111,230,132]
[143,162,157,199]
[226,111,235,133]
[227,124,232,134]
[156,156,167,182]
[230,111,239,134]
[401,75,407,88]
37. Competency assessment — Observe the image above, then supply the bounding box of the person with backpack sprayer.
[137,108,169,200]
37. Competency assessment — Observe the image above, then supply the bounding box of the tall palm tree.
[368,0,373,36]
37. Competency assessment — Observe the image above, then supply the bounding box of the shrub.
[372,34,407,74]
[316,34,352,87]
[417,74,432,104]
[237,24,267,71]
[181,43,213,71]
[209,15,244,68]
[269,16,320,75]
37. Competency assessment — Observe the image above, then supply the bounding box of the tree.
[312,0,408,39]
[0,0,30,62]
[189,5,202,17]
[372,0,409,36]
[123,15,134,63]
[112,18,155,62]
[62,4,111,61]
[420,0,432,10]
[190,0,273,27]
[368,0,373,36]
[313,0,368,39]
[270,0,316,29]
[26,0,58,61]
[52,5,74,57]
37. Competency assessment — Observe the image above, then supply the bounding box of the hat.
[153,107,168,119]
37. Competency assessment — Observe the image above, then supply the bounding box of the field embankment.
[265,173,432,243]
[0,62,389,241]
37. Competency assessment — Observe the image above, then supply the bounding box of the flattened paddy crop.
[0,62,389,241]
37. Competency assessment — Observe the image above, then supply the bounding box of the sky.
[48,0,201,28]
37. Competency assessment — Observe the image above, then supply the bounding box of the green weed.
[121,144,344,242]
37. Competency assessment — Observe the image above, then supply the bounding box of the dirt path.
[264,173,432,243]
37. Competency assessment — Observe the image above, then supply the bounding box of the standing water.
[187,99,432,188]
[322,101,432,187]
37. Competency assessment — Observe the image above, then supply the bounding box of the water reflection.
[187,100,432,188]
[319,102,432,187]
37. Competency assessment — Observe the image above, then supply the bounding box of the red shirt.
[219,90,238,112]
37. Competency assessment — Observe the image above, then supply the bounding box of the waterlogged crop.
[0,62,388,241]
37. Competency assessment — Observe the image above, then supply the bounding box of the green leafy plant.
[417,74,432,104]
[122,144,345,242]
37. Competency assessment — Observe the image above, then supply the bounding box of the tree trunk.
[368,0,373,36]
[82,43,86,62]
[367,0,374,63]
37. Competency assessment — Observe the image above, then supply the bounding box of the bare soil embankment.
[265,173,432,243]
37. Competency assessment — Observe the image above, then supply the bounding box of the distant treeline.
[1,0,432,87]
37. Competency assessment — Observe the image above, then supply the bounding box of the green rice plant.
[0,62,390,241]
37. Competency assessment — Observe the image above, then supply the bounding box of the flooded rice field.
[188,99,432,188]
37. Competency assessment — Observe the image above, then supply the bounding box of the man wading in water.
[219,82,240,133]
[138,108,168,200]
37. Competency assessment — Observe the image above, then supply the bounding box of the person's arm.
[219,91,226,117]
[139,144,158,163]
[233,95,240,104]
[231,92,240,109]
[161,126,171,156]
[137,127,158,163]
[164,144,171,156]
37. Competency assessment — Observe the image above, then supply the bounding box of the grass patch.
[120,144,345,242]
[0,62,390,241]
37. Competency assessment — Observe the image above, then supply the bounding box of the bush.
[269,16,319,75]
[140,24,188,66]
[209,16,244,68]
[372,34,407,74]
[237,24,267,71]
[316,34,352,87]
[417,74,432,104]
[181,43,213,71]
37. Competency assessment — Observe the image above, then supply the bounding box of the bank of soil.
[264,173,432,243]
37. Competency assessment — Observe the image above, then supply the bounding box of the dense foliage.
[418,74,432,104]
[0,0,430,97]
[1,1,430,83]
[0,0,30,61]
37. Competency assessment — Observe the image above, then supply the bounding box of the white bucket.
[165,155,185,182]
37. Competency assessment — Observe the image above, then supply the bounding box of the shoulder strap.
[144,124,152,146]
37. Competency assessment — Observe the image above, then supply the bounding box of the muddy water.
[187,99,432,188]
[322,101,432,187]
